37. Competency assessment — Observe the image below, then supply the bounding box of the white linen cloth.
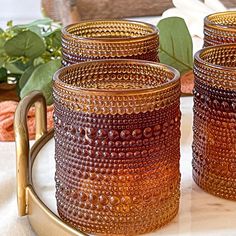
[0,142,34,236]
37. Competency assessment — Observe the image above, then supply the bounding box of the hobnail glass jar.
[204,11,236,47]
[53,59,181,235]
[61,20,159,66]
[193,44,236,200]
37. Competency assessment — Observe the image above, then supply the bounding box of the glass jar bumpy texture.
[193,44,236,200]
[53,60,181,235]
[204,11,236,47]
[61,20,159,66]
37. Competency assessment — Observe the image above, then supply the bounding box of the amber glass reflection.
[61,20,159,66]
[53,59,181,235]
[193,44,236,200]
[204,11,236,47]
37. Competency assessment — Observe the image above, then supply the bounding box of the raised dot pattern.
[53,61,180,115]
[53,60,181,235]
[204,12,236,47]
[193,44,236,200]
[62,20,159,65]
[54,106,181,235]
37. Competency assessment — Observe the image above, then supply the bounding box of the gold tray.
[14,91,236,236]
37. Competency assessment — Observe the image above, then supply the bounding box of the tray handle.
[14,91,47,216]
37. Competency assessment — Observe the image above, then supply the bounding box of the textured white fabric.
[0,142,33,236]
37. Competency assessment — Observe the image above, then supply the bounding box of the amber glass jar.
[193,44,236,200]
[61,20,159,66]
[204,11,236,47]
[53,59,181,235]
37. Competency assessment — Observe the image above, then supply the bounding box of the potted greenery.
[0,18,61,104]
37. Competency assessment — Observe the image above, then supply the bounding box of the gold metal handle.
[14,91,47,216]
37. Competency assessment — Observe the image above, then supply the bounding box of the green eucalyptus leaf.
[0,30,6,55]
[28,25,42,36]
[0,40,5,55]
[7,20,13,28]
[5,60,28,74]
[12,18,53,30]
[0,67,7,83]
[33,57,45,67]
[4,30,46,58]
[12,25,42,37]
[28,18,53,26]
[157,17,193,75]
[45,29,61,48]
[0,57,5,67]
[20,59,61,105]
[19,65,36,89]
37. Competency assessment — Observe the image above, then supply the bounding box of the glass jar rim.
[53,59,180,95]
[62,19,159,42]
[204,11,236,31]
[194,43,236,72]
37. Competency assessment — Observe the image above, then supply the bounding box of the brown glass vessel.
[61,20,159,66]
[53,59,181,235]
[204,11,236,47]
[193,44,236,200]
